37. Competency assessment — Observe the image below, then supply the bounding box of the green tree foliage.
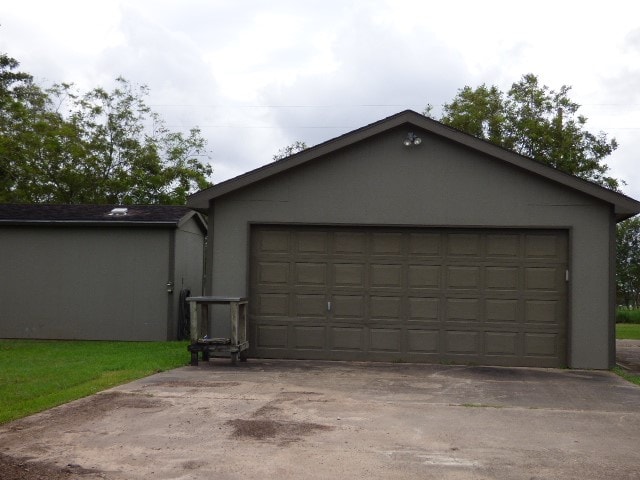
[0,54,212,205]
[272,140,307,161]
[0,53,55,200]
[434,74,639,301]
[617,217,640,308]
[435,74,619,189]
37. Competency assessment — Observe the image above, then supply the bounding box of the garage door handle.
[327,301,331,311]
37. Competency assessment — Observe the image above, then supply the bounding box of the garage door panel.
[256,230,290,254]
[333,263,365,287]
[334,232,366,254]
[525,267,563,291]
[257,262,289,285]
[294,262,327,286]
[446,298,480,321]
[370,328,402,352]
[371,264,403,288]
[292,326,326,350]
[485,332,518,355]
[448,233,481,256]
[407,329,439,353]
[256,325,288,348]
[485,299,518,322]
[371,232,403,255]
[296,231,329,254]
[486,267,519,290]
[409,233,442,256]
[408,265,441,288]
[294,294,326,317]
[256,293,289,316]
[486,234,519,257]
[525,300,561,323]
[330,327,364,350]
[447,266,480,289]
[445,331,481,354]
[250,226,567,367]
[332,295,364,318]
[525,234,561,258]
[370,296,402,320]
[408,297,439,320]
[524,333,559,357]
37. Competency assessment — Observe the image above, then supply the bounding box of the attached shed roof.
[0,204,207,230]
[187,109,640,221]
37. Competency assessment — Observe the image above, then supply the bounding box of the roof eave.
[186,110,640,217]
[0,220,182,228]
[187,112,415,209]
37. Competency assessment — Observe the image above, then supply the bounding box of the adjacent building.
[0,204,206,341]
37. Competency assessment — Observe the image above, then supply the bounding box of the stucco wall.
[0,226,172,341]
[206,126,613,369]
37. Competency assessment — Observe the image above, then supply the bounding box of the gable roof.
[187,109,640,221]
[0,204,207,231]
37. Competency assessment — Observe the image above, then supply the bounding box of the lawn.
[0,340,189,424]
[616,323,640,340]
[615,323,640,386]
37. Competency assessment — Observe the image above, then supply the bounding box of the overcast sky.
[2,0,640,199]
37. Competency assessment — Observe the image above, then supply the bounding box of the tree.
[434,74,619,189]
[0,53,57,201]
[433,74,639,305]
[272,140,307,161]
[0,54,212,205]
[53,78,213,204]
[617,217,640,308]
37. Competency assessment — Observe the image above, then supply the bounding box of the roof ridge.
[186,109,640,220]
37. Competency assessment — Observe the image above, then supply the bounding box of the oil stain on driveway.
[1,360,639,480]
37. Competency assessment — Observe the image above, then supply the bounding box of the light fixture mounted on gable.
[403,132,422,147]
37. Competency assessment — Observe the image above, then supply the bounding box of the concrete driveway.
[617,339,640,375]
[1,360,639,480]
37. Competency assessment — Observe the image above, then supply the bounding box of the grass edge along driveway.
[616,323,640,386]
[616,322,640,340]
[2,329,639,425]
[0,340,189,424]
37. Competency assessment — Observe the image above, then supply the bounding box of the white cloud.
[1,0,639,198]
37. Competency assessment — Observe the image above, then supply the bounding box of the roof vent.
[108,207,128,216]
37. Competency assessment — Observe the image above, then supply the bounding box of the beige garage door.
[249,226,567,367]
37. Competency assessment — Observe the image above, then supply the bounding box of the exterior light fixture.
[403,132,422,146]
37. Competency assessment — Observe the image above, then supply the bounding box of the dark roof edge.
[0,220,182,227]
[186,110,640,219]
[187,111,410,210]
[424,119,640,221]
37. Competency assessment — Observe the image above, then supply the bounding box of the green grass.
[0,340,188,425]
[613,366,640,386]
[616,323,640,340]
[615,323,640,385]
[616,308,640,324]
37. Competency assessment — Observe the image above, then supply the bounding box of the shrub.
[616,308,640,324]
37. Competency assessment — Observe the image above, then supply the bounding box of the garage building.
[187,110,640,369]
[0,204,206,341]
